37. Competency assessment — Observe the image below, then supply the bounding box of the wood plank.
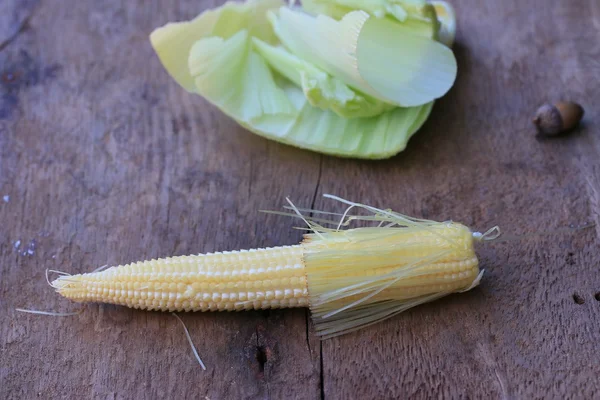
[1,0,598,399]
[1,1,321,398]
[316,0,600,398]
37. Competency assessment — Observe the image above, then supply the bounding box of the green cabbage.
[150,0,456,159]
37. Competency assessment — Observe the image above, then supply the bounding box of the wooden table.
[1,0,599,398]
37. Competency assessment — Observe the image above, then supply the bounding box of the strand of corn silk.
[172,313,207,370]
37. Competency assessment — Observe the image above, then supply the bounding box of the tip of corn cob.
[51,275,84,301]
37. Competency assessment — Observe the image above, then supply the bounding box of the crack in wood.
[0,1,40,52]
[319,342,324,400]
[305,308,312,355]
[310,156,323,212]
[311,155,324,400]
[254,323,271,399]
[0,20,28,52]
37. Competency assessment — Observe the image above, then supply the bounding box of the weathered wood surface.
[1,0,599,398]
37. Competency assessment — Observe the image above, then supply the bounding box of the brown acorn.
[533,101,584,135]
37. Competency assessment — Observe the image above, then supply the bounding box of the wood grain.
[1,0,598,399]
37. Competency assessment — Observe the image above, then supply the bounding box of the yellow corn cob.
[52,196,495,338]
[54,246,309,312]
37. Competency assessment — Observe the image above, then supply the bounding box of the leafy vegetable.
[270,8,456,107]
[150,0,282,92]
[301,0,441,38]
[150,0,457,159]
[252,38,394,118]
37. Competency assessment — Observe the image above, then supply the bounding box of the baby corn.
[52,195,497,338]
